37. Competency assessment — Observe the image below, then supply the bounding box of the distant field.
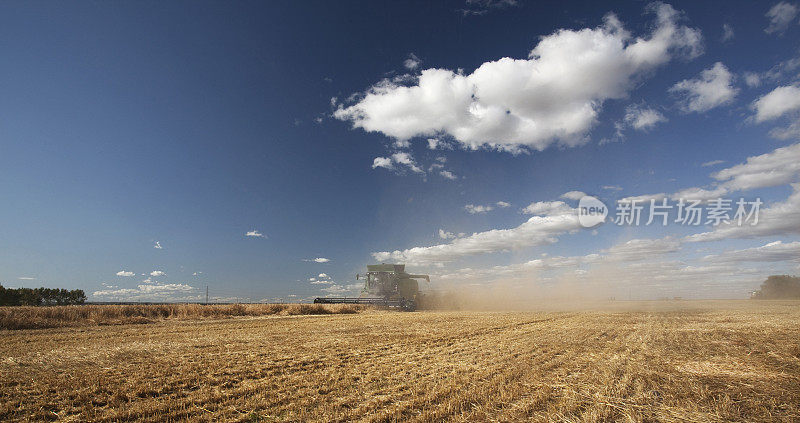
[1,301,799,422]
[0,303,367,330]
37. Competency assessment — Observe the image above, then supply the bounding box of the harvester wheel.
[401,299,417,312]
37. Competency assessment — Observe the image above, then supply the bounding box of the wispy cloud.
[404,53,420,70]
[458,0,519,17]
[310,273,334,285]
[521,201,573,216]
[721,23,734,41]
[674,143,800,201]
[464,204,493,214]
[320,283,362,295]
[92,283,198,302]
[618,104,667,133]
[439,170,458,180]
[246,229,266,238]
[765,2,799,34]
[374,209,581,265]
[703,240,800,264]
[303,257,330,263]
[371,152,425,174]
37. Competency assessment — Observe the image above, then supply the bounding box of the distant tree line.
[0,284,86,306]
[751,275,800,299]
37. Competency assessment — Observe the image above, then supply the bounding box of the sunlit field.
[0,303,366,330]
[2,300,799,422]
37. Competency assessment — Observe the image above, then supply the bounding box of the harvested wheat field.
[0,303,368,330]
[2,301,799,422]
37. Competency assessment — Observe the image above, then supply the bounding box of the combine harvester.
[314,264,429,311]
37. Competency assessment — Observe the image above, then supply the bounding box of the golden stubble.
[1,300,799,422]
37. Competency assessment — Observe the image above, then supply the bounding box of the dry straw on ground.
[1,300,799,422]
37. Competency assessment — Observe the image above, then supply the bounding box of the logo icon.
[578,196,608,228]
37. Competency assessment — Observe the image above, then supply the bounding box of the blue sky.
[1,0,799,302]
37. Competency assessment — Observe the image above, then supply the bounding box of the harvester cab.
[314,264,429,311]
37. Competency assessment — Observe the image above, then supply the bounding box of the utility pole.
[205,285,209,305]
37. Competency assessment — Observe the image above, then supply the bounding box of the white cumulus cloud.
[391,152,424,173]
[752,85,800,138]
[116,270,135,277]
[753,85,800,122]
[560,191,587,201]
[427,138,453,150]
[439,229,456,239]
[670,62,737,113]
[372,157,393,169]
[334,3,701,152]
[712,143,800,191]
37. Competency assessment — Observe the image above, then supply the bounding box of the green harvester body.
[314,264,430,311]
